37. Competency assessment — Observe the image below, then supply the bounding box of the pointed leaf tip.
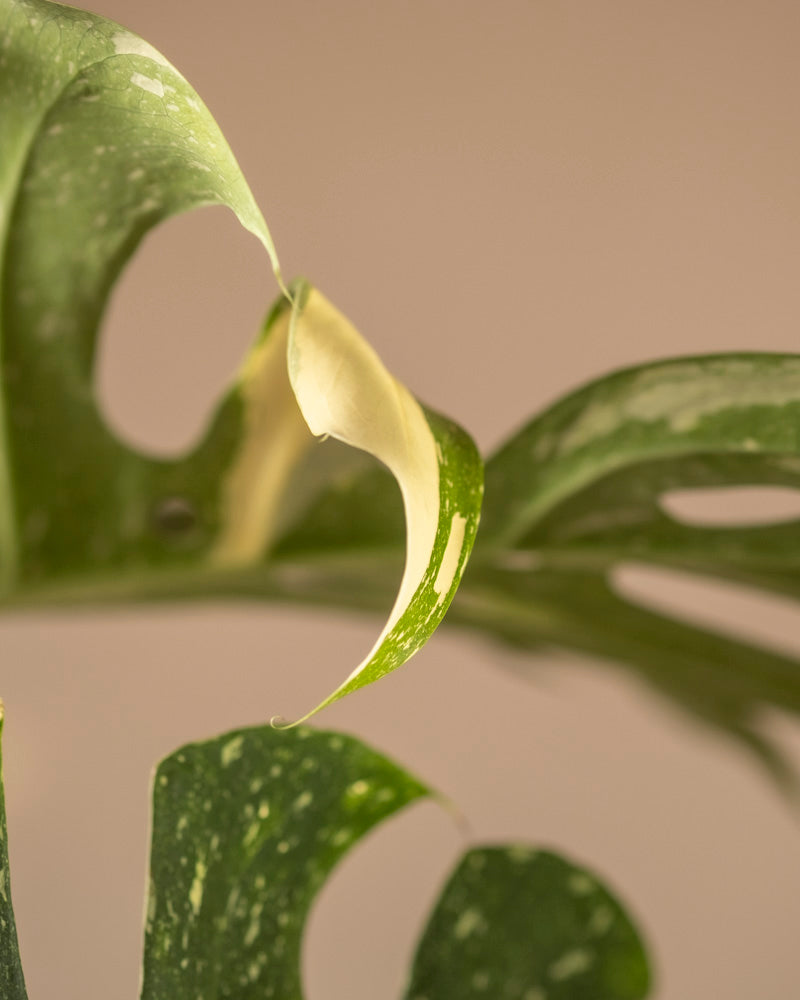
[284,282,483,720]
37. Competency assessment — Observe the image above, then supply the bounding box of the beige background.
[3,0,800,997]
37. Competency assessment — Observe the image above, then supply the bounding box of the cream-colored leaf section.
[288,282,439,690]
[211,306,314,567]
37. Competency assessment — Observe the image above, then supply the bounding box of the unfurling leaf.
[282,281,482,720]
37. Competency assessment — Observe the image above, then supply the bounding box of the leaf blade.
[281,282,483,720]
[140,724,429,1000]
[406,846,651,1000]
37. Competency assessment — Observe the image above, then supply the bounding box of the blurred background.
[3,0,800,996]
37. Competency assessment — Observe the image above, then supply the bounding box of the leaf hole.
[613,562,800,658]
[659,486,800,527]
[303,802,456,1000]
[95,206,267,458]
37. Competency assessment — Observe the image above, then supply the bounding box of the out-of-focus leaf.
[406,847,651,1000]
[460,354,800,783]
[0,0,284,597]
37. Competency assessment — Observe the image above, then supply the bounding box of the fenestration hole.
[95,206,267,458]
[659,486,800,527]
[613,562,800,658]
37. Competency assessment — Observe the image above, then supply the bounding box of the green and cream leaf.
[282,282,482,720]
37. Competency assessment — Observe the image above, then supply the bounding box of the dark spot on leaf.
[152,496,198,537]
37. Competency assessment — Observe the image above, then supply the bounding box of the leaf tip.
[269,714,296,731]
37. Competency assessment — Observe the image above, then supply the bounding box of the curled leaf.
[281,281,482,720]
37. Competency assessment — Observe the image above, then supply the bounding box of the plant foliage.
[1,0,798,995]
[0,718,651,998]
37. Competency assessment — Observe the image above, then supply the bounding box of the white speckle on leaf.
[244,903,263,946]
[128,167,145,181]
[277,840,290,854]
[293,791,312,811]
[548,948,594,981]
[348,779,369,797]
[433,513,467,598]
[189,856,207,916]
[130,72,164,98]
[242,821,260,849]
[507,846,537,863]
[221,735,244,767]
[589,904,614,935]
[112,31,170,66]
[567,872,595,896]
[523,989,546,1000]
[453,907,484,939]
[471,971,490,991]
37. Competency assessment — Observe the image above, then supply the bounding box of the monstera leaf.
[0,0,482,718]
[0,718,652,999]
[456,354,800,786]
[3,0,800,771]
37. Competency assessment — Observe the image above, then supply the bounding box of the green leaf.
[0,715,650,997]
[0,1,483,717]
[141,724,429,999]
[451,568,800,792]
[0,703,28,1000]
[0,0,281,598]
[463,354,800,782]
[141,725,650,1000]
[479,354,800,572]
[406,847,651,1000]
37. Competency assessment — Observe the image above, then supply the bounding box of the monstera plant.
[1,0,799,996]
